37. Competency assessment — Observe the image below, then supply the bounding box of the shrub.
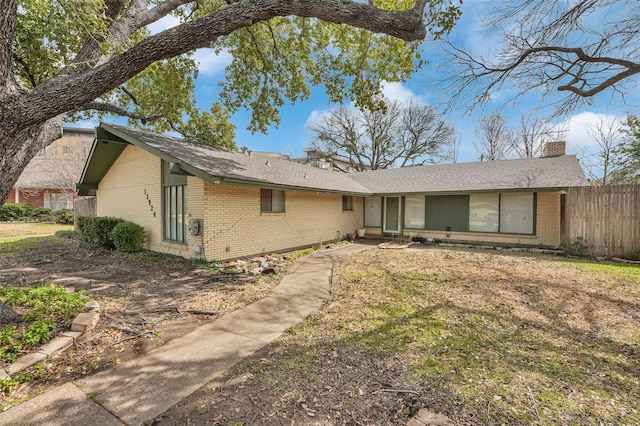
[560,240,591,257]
[110,221,146,252]
[0,203,33,221]
[629,249,640,262]
[54,230,78,239]
[33,207,53,222]
[54,208,74,224]
[77,216,124,249]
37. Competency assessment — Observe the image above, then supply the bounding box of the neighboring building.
[77,123,588,261]
[9,128,94,210]
[299,148,361,172]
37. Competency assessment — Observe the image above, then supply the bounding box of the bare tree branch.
[443,0,640,116]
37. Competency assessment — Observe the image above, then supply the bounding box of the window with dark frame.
[162,160,187,243]
[261,188,285,213]
[342,195,353,211]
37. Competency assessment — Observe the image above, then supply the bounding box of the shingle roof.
[81,123,588,196]
[102,124,372,194]
[16,133,92,189]
[349,156,589,194]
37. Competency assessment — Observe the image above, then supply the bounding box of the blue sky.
[76,1,639,175]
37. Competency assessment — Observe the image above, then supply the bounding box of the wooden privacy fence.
[73,196,97,232]
[563,184,640,258]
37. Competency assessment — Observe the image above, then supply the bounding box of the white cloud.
[380,81,423,105]
[554,111,624,153]
[193,48,233,77]
[305,109,325,128]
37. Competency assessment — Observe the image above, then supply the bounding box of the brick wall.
[198,183,362,261]
[543,141,566,157]
[7,189,44,208]
[96,146,362,260]
[96,146,194,257]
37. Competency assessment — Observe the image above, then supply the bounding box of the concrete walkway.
[0,243,373,426]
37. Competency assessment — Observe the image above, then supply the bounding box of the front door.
[383,197,401,234]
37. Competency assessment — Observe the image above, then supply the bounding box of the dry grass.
[319,247,640,424]
[164,246,640,425]
[0,223,72,240]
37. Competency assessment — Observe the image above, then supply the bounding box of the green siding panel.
[425,195,469,232]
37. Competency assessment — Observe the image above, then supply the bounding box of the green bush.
[628,249,640,262]
[54,208,74,224]
[54,230,78,239]
[0,203,33,221]
[77,216,124,249]
[33,207,53,222]
[110,221,146,252]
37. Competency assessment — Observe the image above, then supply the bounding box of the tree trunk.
[0,116,63,205]
[0,301,19,323]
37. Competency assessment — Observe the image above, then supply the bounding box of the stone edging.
[0,300,100,380]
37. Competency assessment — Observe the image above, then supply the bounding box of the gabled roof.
[77,123,588,196]
[78,124,371,196]
[16,129,93,190]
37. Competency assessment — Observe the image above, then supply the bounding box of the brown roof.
[15,130,93,189]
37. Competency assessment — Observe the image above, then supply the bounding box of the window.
[164,185,185,242]
[261,189,285,213]
[469,193,499,232]
[162,160,187,243]
[47,193,68,211]
[364,196,382,227]
[500,193,534,234]
[404,195,425,229]
[342,195,353,211]
[468,192,535,235]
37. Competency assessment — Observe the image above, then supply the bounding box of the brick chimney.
[543,141,566,157]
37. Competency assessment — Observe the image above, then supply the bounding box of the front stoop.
[1,301,100,379]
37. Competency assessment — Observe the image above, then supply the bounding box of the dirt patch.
[0,236,286,407]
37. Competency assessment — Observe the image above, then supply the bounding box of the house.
[299,148,361,172]
[77,123,588,261]
[9,128,94,210]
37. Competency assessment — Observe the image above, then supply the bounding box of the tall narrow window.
[162,160,187,243]
[364,196,382,227]
[261,189,285,213]
[342,195,353,211]
[404,195,425,229]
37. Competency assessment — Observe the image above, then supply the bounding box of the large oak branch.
[19,0,427,127]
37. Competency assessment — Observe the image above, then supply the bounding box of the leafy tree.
[0,0,463,205]
[308,99,456,170]
[611,114,640,184]
[445,0,639,116]
[473,113,514,161]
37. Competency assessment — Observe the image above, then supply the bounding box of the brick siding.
[96,146,363,260]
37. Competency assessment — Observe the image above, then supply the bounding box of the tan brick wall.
[96,146,191,258]
[367,192,562,248]
[543,141,566,157]
[197,184,363,261]
[96,146,363,260]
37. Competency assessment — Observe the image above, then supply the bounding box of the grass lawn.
[218,247,639,425]
[0,222,73,241]
[326,249,640,424]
